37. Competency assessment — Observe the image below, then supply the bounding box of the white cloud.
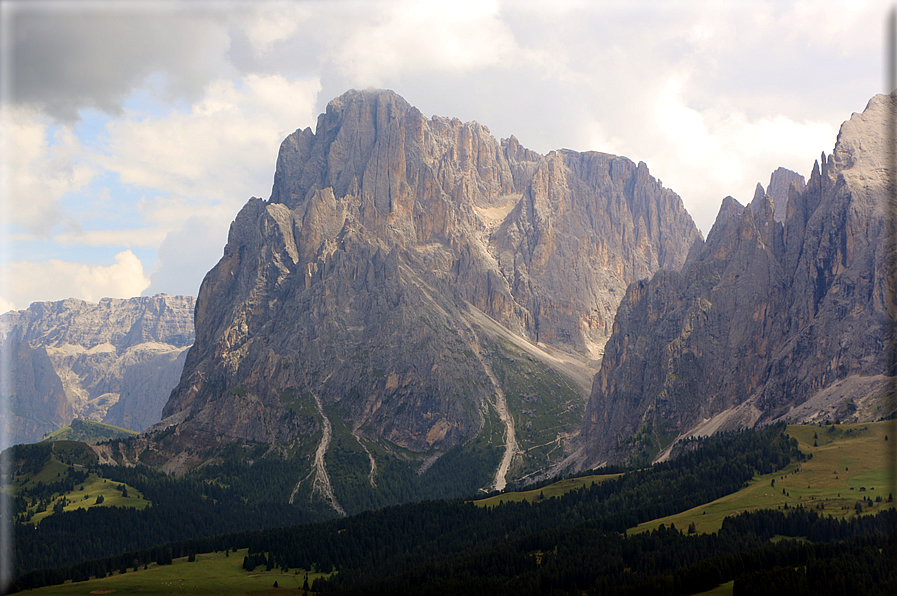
[2,250,150,310]
[0,297,16,316]
[331,0,518,85]
[143,215,231,298]
[53,228,168,248]
[242,2,312,56]
[0,105,96,235]
[95,74,321,211]
[2,0,887,307]
[635,75,838,233]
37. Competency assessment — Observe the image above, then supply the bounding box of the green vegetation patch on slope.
[473,472,624,508]
[40,419,138,444]
[14,423,845,594]
[318,404,503,516]
[486,338,586,481]
[22,548,330,596]
[9,442,332,577]
[5,442,148,525]
[631,420,896,536]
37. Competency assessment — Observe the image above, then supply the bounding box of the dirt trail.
[289,392,345,516]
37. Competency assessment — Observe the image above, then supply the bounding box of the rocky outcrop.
[0,295,195,448]
[160,89,700,487]
[753,167,806,222]
[578,93,896,467]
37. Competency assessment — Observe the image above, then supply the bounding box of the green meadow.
[24,549,330,595]
[41,419,139,444]
[472,472,624,508]
[631,421,896,535]
[9,458,148,524]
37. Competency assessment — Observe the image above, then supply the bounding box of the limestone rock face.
[578,93,896,467]
[161,89,700,484]
[754,167,806,222]
[1,295,195,448]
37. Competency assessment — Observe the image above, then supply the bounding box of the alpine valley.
[4,90,897,592]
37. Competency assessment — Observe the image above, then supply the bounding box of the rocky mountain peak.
[764,167,806,221]
[576,93,895,468]
[158,89,700,493]
[832,92,895,188]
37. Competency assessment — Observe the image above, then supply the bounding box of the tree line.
[12,423,834,593]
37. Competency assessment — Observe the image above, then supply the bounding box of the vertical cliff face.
[0,295,195,448]
[578,93,896,467]
[160,89,700,489]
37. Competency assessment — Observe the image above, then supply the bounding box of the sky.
[0,0,891,313]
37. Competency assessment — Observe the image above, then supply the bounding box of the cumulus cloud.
[95,74,321,211]
[328,0,518,85]
[0,105,96,236]
[241,2,312,57]
[643,94,838,233]
[0,297,15,316]
[143,215,231,298]
[1,0,888,306]
[2,250,150,310]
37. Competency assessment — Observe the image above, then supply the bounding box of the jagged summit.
[157,89,700,496]
[576,92,896,468]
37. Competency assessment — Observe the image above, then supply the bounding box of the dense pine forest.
[14,423,896,593]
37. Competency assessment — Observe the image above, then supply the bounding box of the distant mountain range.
[0,295,194,449]
[5,91,893,516]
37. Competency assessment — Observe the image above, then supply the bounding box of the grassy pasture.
[41,419,138,444]
[473,472,624,508]
[11,457,149,524]
[693,580,734,595]
[25,549,330,595]
[631,421,896,536]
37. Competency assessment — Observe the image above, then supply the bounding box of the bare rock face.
[160,89,699,488]
[0,295,195,448]
[578,93,896,467]
[753,167,806,222]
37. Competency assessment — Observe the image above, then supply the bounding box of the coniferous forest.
[9,423,897,594]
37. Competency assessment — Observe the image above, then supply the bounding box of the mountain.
[0,295,195,448]
[577,92,896,467]
[752,166,806,222]
[154,88,700,501]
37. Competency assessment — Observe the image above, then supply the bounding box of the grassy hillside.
[6,442,148,524]
[41,419,138,444]
[631,421,896,535]
[24,548,330,595]
[473,472,624,508]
